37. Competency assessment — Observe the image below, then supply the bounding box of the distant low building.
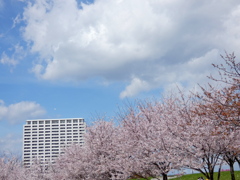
[22,118,86,167]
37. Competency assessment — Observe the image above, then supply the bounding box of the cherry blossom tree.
[54,93,239,180]
[0,155,26,180]
[173,90,239,180]
[118,96,189,180]
[24,158,55,180]
[53,120,127,180]
[193,52,240,180]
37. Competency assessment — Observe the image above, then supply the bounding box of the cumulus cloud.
[120,77,151,98]
[21,0,240,97]
[0,100,46,124]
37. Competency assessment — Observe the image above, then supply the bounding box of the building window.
[52,120,59,124]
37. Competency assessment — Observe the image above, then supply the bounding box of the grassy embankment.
[170,171,240,180]
[129,171,240,180]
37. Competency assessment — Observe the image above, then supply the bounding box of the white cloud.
[0,133,22,155]
[21,0,240,97]
[120,49,221,97]
[0,44,26,69]
[0,52,18,66]
[120,77,151,98]
[0,100,46,124]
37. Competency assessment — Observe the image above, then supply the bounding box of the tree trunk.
[161,173,168,180]
[209,170,214,180]
[229,161,236,180]
[217,162,222,180]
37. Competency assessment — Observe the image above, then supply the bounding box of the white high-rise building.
[23,118,86,167]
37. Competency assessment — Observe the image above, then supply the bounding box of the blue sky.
[1,0,240,155]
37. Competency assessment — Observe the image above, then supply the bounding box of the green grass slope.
[129,171,240,180]
[171,171,240,180]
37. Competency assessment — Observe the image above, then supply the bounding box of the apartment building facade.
[23,118,86,167]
